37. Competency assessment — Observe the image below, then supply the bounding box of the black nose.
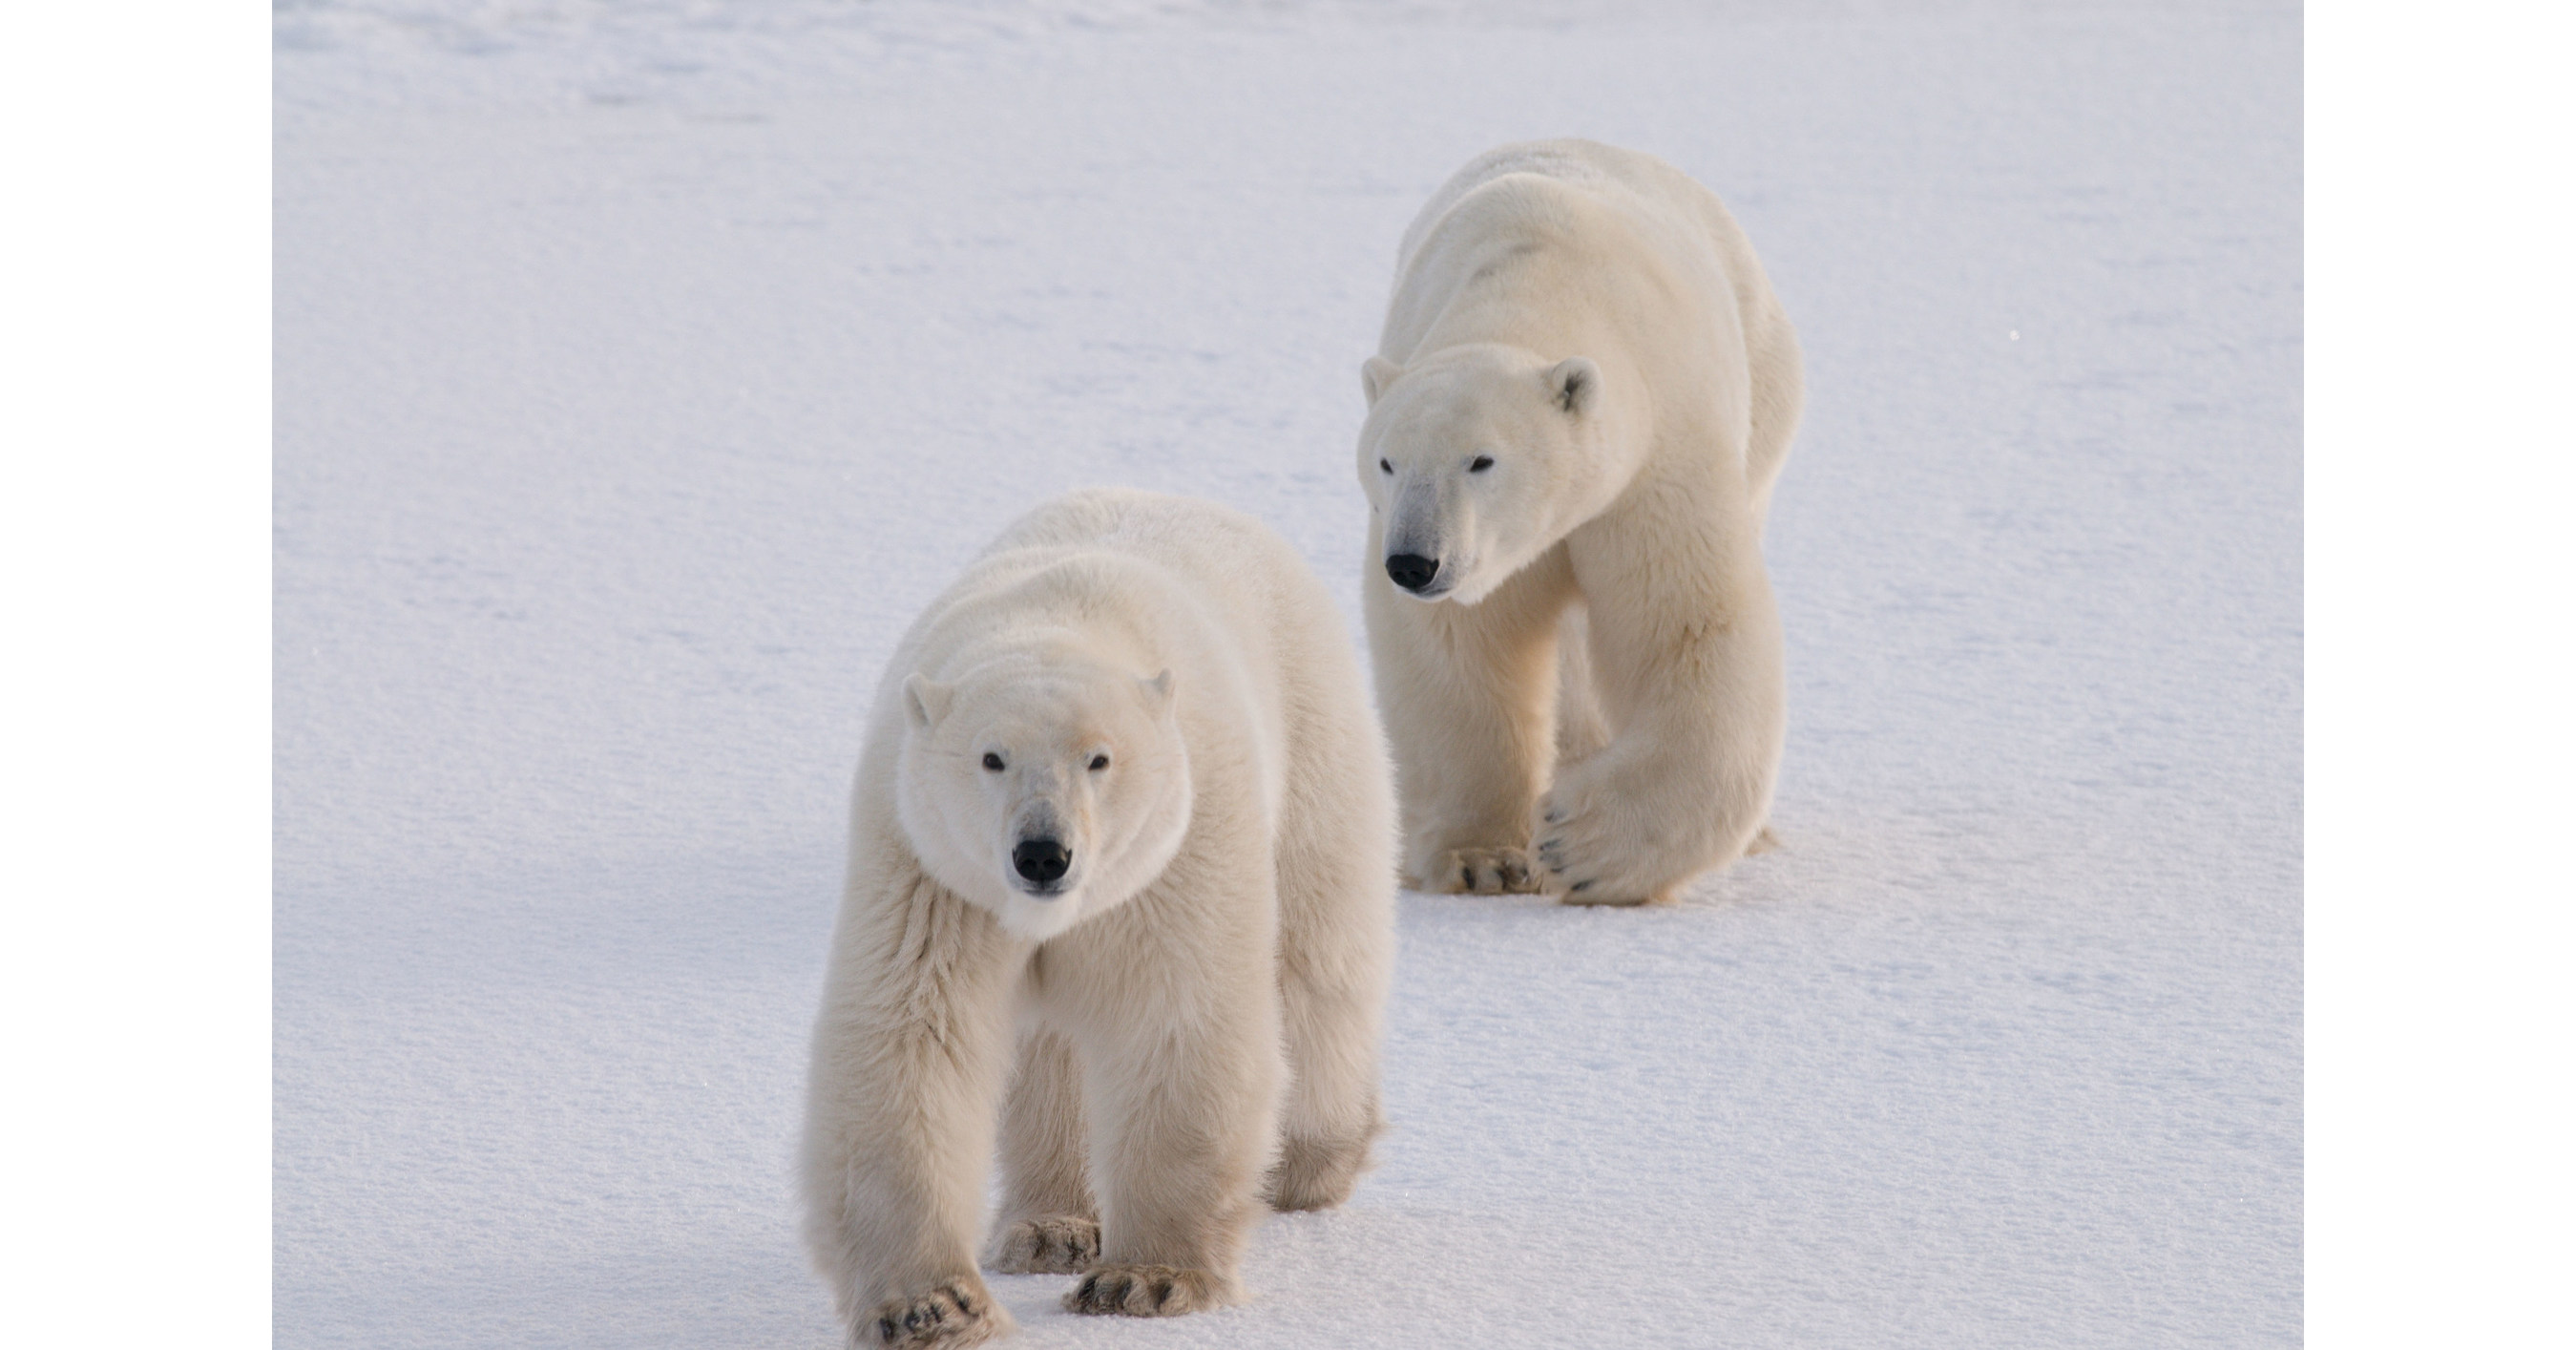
[1013,837,1071,885]
[1386,553,1440,592]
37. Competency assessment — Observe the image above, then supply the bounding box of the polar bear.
[800,489,1396,1347]
[1356,138,1803,907]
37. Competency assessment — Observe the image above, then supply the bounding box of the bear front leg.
[802,872,1022,1348]
[1071,1018,1280,1315]
[983,1030,1100,1275]
[1052,895,1284,1317]
[1536,537,1786,905]
[1364,538,1574,894]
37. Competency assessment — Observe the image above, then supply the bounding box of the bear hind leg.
[1264,758,1394,1212]
[982,1030,1100,1276]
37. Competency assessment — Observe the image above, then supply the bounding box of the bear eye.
[1378,458,1393,475]
[1088,753,1111,771]
[981,752,1005,771]
[1469,454,1495,473]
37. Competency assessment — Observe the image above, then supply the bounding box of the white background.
[4,2,2566,1346]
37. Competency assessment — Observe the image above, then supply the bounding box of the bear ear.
[1361,356,1405,408]
[1546,357,1599,415]
[903,674,953,730]
[1138,669,1178,716]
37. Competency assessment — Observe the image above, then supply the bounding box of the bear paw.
[982,1213,1100,1275]
[1532,771,1685,906]
[1063,1263,1225,1318]
[1429,846,1541,895]
[1265,1132,1372,1212]
[859,1279,1009,1349]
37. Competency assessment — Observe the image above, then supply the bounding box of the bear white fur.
[1356,138,1803,906]
[801,489,1396,1347]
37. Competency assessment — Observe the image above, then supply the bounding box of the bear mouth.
[1012,875,1074,898]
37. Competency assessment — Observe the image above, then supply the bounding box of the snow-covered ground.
[273,2,2301,1345]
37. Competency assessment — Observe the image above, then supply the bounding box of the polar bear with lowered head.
[802,489,1396,1347]
[1358,138,1803,906]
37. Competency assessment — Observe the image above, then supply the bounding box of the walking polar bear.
[1358,138,1803,906]
[802,490,1396,1347]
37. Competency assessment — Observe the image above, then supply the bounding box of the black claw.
[876,1317,897,1343]
[1570,880,1593,893]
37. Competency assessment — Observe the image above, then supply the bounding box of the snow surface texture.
[275,2,2300,1345]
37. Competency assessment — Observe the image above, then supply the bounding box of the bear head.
[1356,343,1621,606]
[894,659,1193,940]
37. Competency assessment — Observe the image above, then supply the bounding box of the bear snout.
[1385,553,1442,593]
[1013,836,1073,889]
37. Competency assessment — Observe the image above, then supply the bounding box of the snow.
[273,2,2301,1345]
